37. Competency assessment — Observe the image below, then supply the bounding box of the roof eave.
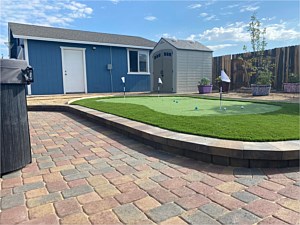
[13,34,155,50]
[162,37,213,52]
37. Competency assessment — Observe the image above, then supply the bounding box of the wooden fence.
[212,45,300,90]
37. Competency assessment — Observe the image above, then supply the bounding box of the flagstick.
[220,86,222,110]
[158,85,160,98]
[123,85,125,99]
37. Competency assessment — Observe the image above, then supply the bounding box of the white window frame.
[24,39,32,95]
[127,49,150,75]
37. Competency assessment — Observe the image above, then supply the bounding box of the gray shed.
[150,38,213,93]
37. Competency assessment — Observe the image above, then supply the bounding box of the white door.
[62,48,86,93]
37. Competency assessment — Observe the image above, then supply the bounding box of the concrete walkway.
[1,111,299,224]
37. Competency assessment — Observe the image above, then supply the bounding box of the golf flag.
[219,71,230,110]
[221,70,231,83]
[158,78,163,84]
[121,77,126,98]
[121,77,125,83]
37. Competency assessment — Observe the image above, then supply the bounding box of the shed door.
[152,50,173,93]
[153,51,163,92]
[62,48,86,93]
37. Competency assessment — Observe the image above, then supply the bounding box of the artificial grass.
[96,97,281,116]
[72,96,300,142]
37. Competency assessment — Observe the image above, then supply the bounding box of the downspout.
[110,46,113,92]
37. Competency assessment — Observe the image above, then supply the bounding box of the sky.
[0,0,299,57]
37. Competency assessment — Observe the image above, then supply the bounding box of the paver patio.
[1,111,299,225]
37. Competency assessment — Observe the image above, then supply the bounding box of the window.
[129,51,138,72]
[139,53,147,72]
[128,49,149,74]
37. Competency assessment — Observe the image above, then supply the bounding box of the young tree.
[241,13,274,86]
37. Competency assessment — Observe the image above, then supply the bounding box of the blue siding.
[9,31,18,58]
[27,40,150,95]
[126,75,150,92]
[28,40,64,94]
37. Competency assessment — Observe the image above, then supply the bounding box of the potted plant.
[251,71,272,96]
[283,73,299,93]
[198,77,212,94]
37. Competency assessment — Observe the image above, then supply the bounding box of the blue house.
[8,22,156,95]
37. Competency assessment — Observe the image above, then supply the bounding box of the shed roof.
[9,22,156,49]
[162,38,212,52]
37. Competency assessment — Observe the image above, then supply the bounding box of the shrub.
[256,71,273,85]
[199,77,211,85]
[288,73,300,83]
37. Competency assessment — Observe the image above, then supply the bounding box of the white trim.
[60,46,87,94]
[147,51,150,73]
[127,50,130,74]
[17,47,23,59]
[61,48,66,94]
[14,35,154,50]
[24,39,31,95]
[82,49,88,94]
[8,26,11,58]
[60,46,86,51]
[127,72,150,75]
[127,49,150,74]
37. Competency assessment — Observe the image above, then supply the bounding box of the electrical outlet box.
[107,64,112,70]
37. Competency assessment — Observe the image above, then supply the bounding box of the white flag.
[121,77,125,83]
[221,70,231,83]
[158,78,163,84]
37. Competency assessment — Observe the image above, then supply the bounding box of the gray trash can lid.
[0,59,29,84]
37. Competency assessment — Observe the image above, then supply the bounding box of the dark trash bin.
[218,81,230,92]
[1,59,33,176]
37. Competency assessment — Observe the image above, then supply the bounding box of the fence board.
[212,45,300,90]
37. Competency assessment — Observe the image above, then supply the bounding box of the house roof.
[162,38,212,52]
[8,22,156,49]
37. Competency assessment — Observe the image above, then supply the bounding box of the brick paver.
[60,213,90,225]
[1,193,25,210]
[54,198,81,217]
[181,210,221,225]
[146,203,184,223]
[134,196,161,212]
[0,205,28,224]
[231,190,259,203]
[28,203,55,219]
[218,209,261,224]
[258,216,289,225]
[176,194,210,210]
[113,203,147,224]
[243,199,281,218]
[278,185,300,200]
[0,111,299,225]
[277,198,300,213]
[199,202,229,219]
[89,210,122,225]
[83,197,119,215]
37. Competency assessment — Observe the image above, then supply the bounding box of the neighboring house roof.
[162,38,212,52]
[8,22,156,49]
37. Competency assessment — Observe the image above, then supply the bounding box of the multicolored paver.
[1,111,299,225]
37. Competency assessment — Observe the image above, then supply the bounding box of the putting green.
[96,97,281,116]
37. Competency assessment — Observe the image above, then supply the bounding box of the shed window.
[139,53,147,72]
[129,51,138,72]
[128,49,149,74]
